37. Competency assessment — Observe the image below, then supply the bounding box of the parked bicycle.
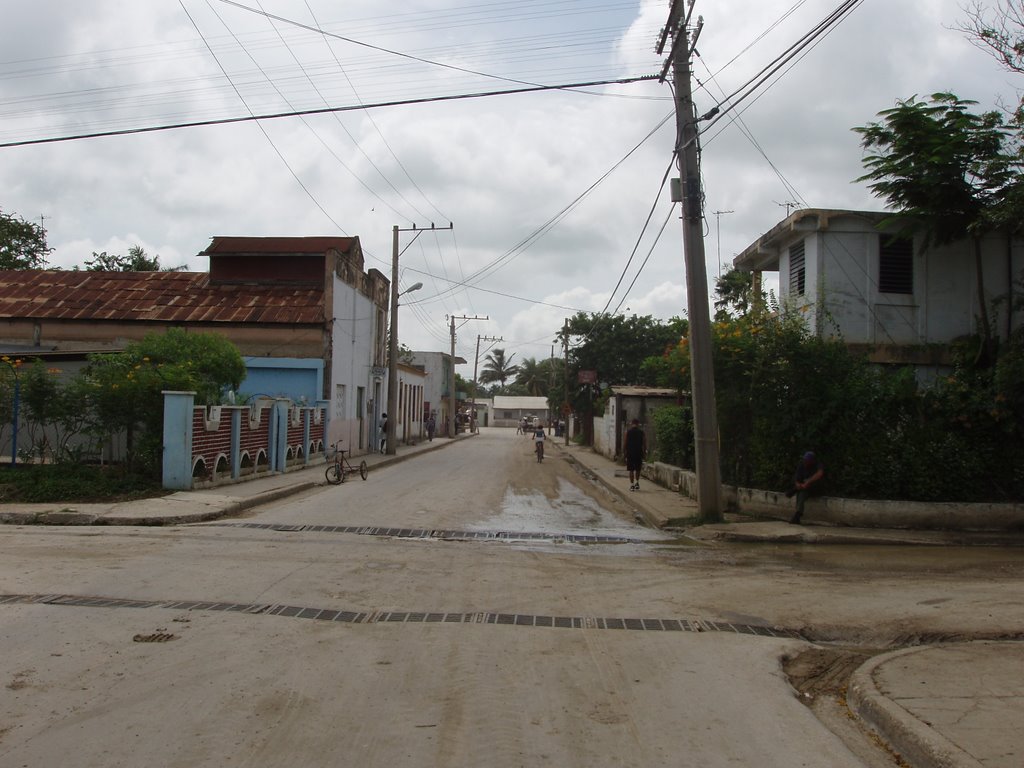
[325,440,368,484]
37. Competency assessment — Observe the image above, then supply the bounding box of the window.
[789,241,805,295]
[879,235,913,294]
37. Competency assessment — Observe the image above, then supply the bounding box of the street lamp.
[386,279,422,456]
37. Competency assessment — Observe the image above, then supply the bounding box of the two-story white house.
[733,208,1023,374]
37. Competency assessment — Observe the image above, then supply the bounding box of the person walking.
[789,451,824,524]
[624,418,646,491]
[426,413,436,442]
[379,413,388,453]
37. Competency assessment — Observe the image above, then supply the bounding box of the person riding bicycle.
[533,423,546,461]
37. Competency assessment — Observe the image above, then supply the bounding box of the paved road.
[1,430,1022,767]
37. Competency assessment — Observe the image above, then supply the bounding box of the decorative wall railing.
[162,391,328,490]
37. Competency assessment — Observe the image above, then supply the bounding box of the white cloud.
[1,0,1017,374]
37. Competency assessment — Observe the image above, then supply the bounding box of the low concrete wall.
[644,462,1023,532]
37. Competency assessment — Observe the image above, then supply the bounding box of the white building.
[491,396,552,428]
[734,209,1024,372]
[393,362,427,444]
[409,351,466,437]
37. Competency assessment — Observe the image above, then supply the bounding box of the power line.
[702,0,864,132]
[178,0,348,234]
[218,0,639,93]
[0,74,656,149]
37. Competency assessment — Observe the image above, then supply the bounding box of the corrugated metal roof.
[202,236,357,255]
[492,396,550,409]
[0,270,325,325]
[610,386,682,397]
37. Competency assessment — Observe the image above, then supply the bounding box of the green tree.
[514,357,550,396]
[0,209,51,269]
[560,313,687,388]
[85,245,185,272]
[853,93,1020,354]
[479,349,520,391]
[85,329,246,472]
[958,2,1024,84]
[714,267,763,319]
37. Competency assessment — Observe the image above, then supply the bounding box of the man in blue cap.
[789,451,824,524]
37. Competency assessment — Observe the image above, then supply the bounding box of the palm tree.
[479,349,520,391]
[514,357,548,396]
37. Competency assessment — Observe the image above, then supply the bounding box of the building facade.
[733,209,1024,373]
[0,235,390,461]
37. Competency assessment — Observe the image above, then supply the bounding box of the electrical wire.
[180,0,349,234]
[0,75,656,149]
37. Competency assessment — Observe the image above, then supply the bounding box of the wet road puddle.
[470,478,670,542]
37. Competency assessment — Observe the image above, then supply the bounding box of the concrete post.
[162,390,196,490]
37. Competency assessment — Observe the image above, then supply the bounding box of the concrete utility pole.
[659,0,723,522]
[387,223,450,455]
[473,335,502,433]
[447,314,487,439]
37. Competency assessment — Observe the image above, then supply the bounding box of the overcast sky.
[1,0,1018,376]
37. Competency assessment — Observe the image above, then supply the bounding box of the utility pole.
[472,334,502,433]
[712,209,734,279]
[448,314,487,439]
[387,222,450,455]
[562,318,570,445]
[659,0,723,522]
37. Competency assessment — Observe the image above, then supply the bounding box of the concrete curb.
[0,434,473,527]
[552,442,674,529]
[847,647,984,768]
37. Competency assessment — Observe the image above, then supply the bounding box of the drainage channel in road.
[0,593,803,639]
[207,521,656,545]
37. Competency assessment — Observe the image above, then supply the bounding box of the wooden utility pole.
[472,334,502,432]
[448,314,487,438]
[659,0,723,522]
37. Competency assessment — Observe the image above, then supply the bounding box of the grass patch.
[0,464,164,503]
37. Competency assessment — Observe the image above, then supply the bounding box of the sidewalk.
[0,433,460,527]
[2,433,1022,768]
[552,440,1024,548]
[553,440,1024,768]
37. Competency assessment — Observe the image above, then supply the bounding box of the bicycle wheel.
[359,460,368,480]
[325,463,343,485]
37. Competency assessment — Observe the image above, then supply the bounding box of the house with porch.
[733,208,1023,376]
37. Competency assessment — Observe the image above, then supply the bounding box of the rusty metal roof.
[0,270,325,325]
[201,236,358,255]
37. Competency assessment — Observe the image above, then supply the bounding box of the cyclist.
[533,422,546,462]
